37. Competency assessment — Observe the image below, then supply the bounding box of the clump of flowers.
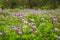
[49,14,54,18]
[11,25,17,30]
[0,32,3,35]
[4,30,8,34]
[22,18,28,24]
[17,24,22,29]
[33,30,38,34]
[18,29,23,35]
[29,23,36,28]
[54,28,58,32]
[2,20,6,24]
[15,13,20,17]
[52,18,58,24]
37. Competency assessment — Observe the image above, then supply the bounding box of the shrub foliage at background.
[0,0,60,9]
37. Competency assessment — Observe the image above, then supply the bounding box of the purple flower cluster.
[49,14,54,18]
[33,30,38,34]
[12,13,23,18]
[54,28,58,32]
[52,18,58,24]
[0,30,8,35]
[29,23,36,28]
[49,14,58,24]
[58,36,60,39]
[0,32,3,35]
[4,30,8,34]
[15,13,20,17]
[18,29,23,35]
[17,24,23,35]
[11,24,23,35]
[11,25,17,30]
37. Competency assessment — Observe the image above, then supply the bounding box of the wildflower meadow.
[0,9,60,40]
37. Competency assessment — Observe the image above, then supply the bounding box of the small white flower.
[23,25,28,28]
[31,19,35,21]
[23,18,28,24]
[41,18,45,20]
[40,23,45,26]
